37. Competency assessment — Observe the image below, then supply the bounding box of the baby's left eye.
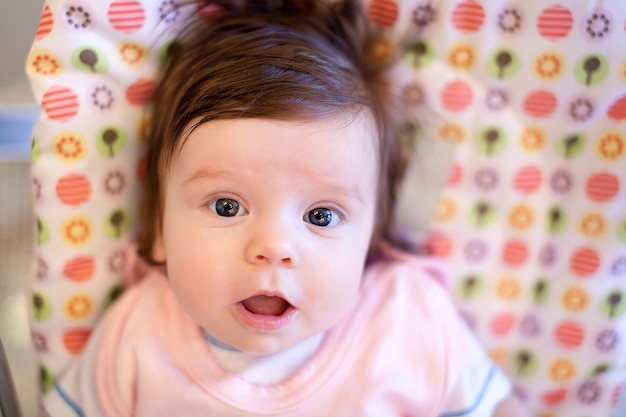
[304,207,340,227]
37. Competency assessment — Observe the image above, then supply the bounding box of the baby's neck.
[201,328,324,385]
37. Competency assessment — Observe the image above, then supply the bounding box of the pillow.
[26,0,425,391]
[27,0,186,389]
[28,1,626,416]
[391,1,626,416]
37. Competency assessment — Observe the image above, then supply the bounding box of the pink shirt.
[46,258,507,416]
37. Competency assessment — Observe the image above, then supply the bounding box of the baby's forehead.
[177,109,380,151]
[169,116,380,200]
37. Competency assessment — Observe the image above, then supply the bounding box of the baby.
[45,1,530,415]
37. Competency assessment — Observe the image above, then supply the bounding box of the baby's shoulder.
[363,251,452,307]
[100,271,182,341]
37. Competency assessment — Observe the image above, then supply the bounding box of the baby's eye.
[208,198,247,217]
[305,207,340,227]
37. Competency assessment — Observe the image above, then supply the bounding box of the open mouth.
[242,295,290,316]
[235,294,297,331]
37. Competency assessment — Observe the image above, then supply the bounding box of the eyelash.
[303,205,344,227]
[205,196,248,217]
[204,197,346,227]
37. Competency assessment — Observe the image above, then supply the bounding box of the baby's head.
[140,0,401,262]
[139,0,405,353]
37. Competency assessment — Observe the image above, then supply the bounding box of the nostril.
[247,242,299,266]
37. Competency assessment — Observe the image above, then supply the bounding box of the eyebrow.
[183,168,231,184]
[183,167,369,205]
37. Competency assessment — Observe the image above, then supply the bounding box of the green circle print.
[104,207,131,239]
[96,126,126,159]
[476,127,507,156]
[617,218,626,244]
[487,48,520,79]
[32,291,52,322]
[456,275,484,299]
[72,46,108,73]
[470,201,497,228]
[532,278,551,306]
[37,216,49,246]
[546,206,567,234]
[575,54,609,86]
[513,349,538,377]
[556,133,586,159]
[103,283,126,310]
[159,39,182,62]
[404,39,434,69]
[601,290,626,318]
[31,136,41,164]
[40,365,57,394]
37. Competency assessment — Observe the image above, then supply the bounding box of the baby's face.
[154,115,379,354]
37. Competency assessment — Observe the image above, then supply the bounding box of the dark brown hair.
[139,0,403,263]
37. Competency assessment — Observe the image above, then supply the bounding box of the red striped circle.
[569,247,600,277]
[447,162,463,186]
[63,328,92,355]
[451,0,485,32]
[490,312,515,336]
[56,174,91,206]
[366,0,398,27]
[537,5,573,40]
[523,90,557,117]
[424,231,452,258]
[441,80,473,112]
[36,5,53,40]
[553,320,585,349]
[585,172,619,202]
[513,165,542,194]
[42,86,79,122]
[502,239,529,267]
[125,78,155,105]
[607,94,626,121]
[542,387,568,406]
[108,1,146,34]
[62,256,95,282]
[613,383,624,407]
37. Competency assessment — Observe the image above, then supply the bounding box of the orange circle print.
[561,286,590,312]
[595,131,625,161]
[549,357,577,383]
[60,215,93,247]
[63,293,94,321]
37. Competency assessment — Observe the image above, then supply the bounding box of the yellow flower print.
[520,126,546,152]
[63,293,94,321]
[495,276,522,301]
[561,286,590,312]
[436,196,457,222]
[596,132,625,161]
[448,42,476,70]
[549,358,577,383]
[438,122,465,143]
[579,212,608,238]
[61,216,93,247]
[508,203,535,230]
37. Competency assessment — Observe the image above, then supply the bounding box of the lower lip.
[233,303,297,331]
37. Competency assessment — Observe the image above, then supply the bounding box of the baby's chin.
[222,328,326,357]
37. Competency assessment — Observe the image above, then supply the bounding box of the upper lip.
[241,290,290,301]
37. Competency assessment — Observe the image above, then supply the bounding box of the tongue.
[242,296,289,316]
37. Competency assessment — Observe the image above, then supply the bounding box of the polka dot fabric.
[391,1,625,416]
[27,0,192,392]
[26,0,625,416]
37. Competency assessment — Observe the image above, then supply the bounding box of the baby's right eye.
[207,198,247,217]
